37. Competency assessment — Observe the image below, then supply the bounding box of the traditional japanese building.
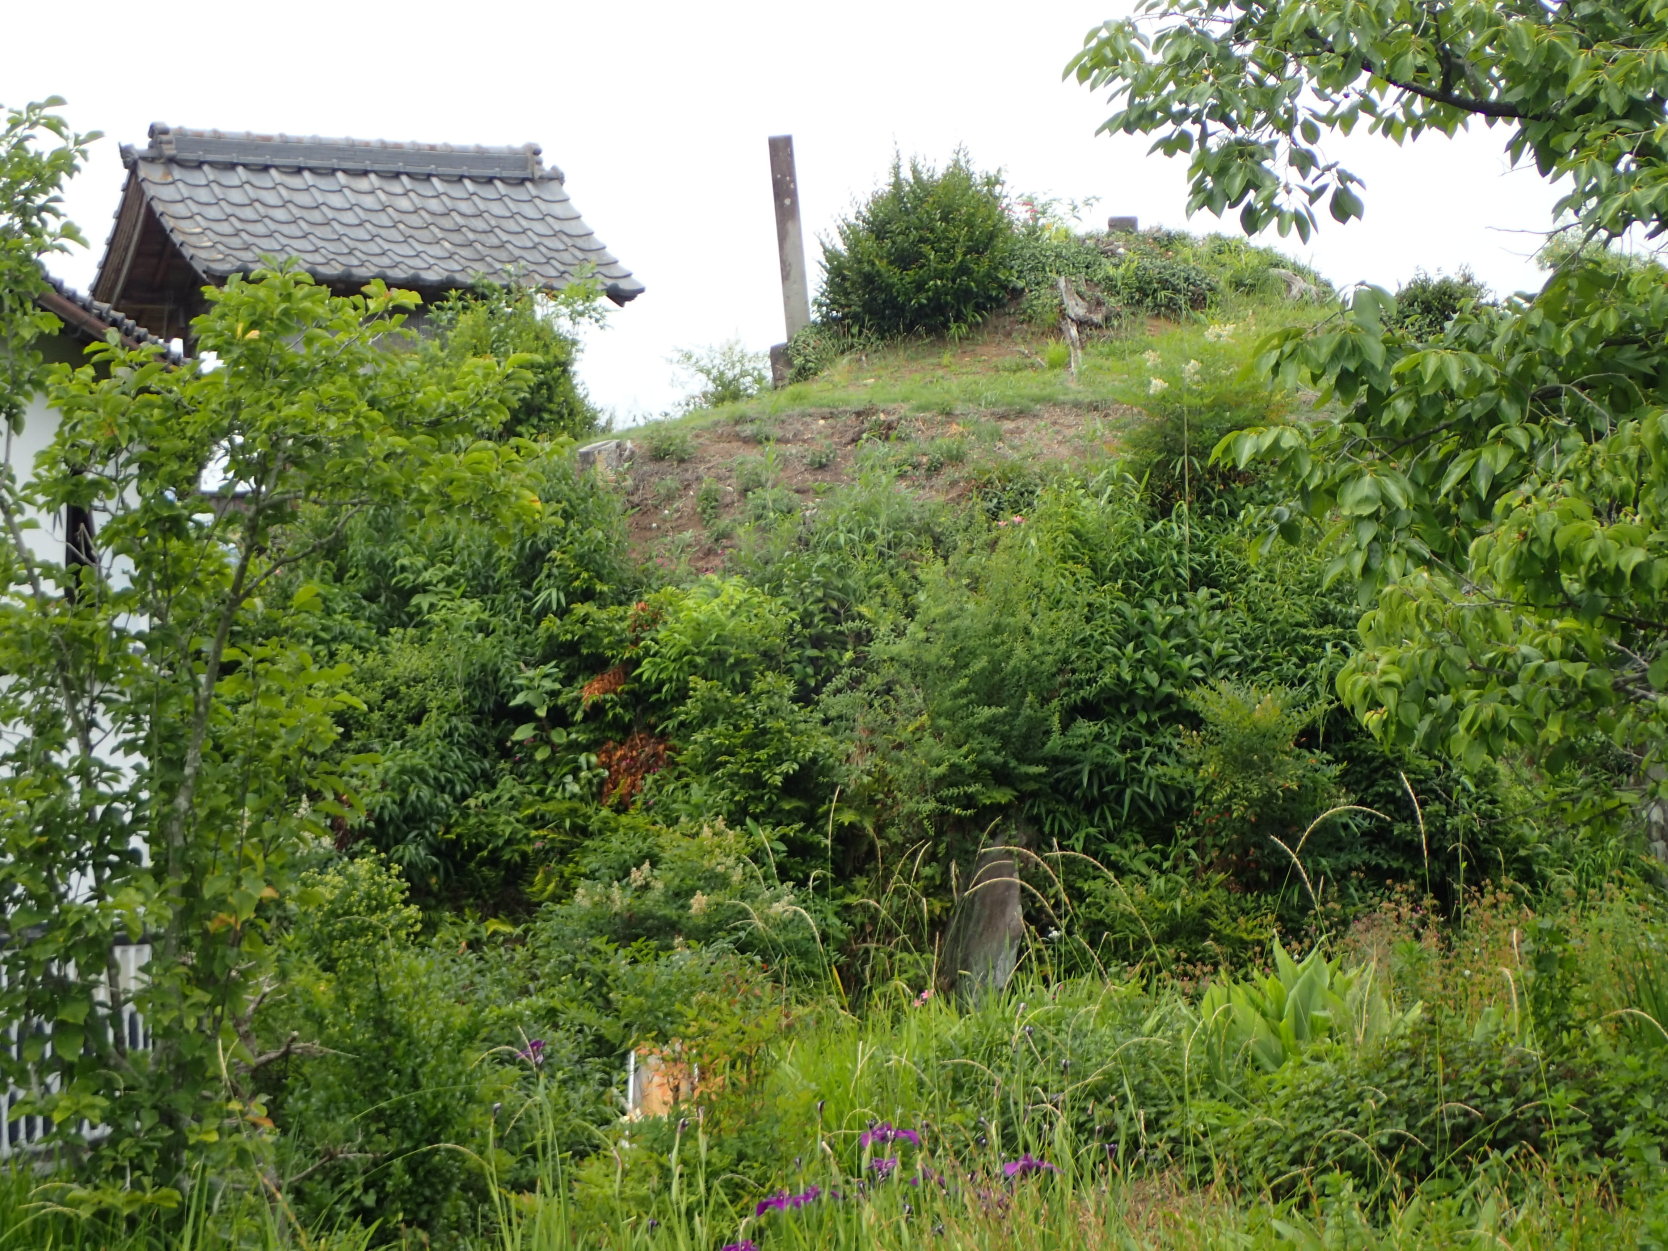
[89,123,643,342]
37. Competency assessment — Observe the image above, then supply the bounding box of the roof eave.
[35,274,176,355]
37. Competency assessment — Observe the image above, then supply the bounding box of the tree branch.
[1291,36,1549,122]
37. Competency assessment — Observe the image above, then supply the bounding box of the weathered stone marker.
[769,135,812,339]
[1107,215,1140,232]
[577,438,634,476]
[939,845,1026,1000]
[769,136,811,387]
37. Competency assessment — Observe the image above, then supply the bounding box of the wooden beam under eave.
[92,174,146,308]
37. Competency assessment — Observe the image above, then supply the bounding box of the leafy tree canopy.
[1072,5,1668,811]
[1,94,566,1177]
[1070,0,1668,241]
[0,98,93,425]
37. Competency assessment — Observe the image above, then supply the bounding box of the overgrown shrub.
[1009,226,1112,326]
[643,425,697,462]
[1390,268,1490,340]
[1113,342,1293,513]
[1172,681,1346,886]
[425,284,600,440]
[1109,253,1219,317]
[309,449,635,905]
[1220,1023,1655,1201]
[1189,233,1331,299]
[839,529,1077,854]
[1061,862,1280,972]
[264,857,515,1240]
[531,816,829,967]
[818,150,1018,338]
[670,339,769,412]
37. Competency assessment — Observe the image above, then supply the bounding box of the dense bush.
[1118,350,1289,512]
[1389,267,1490,340]
[530,815,833,971]
[12,96,1668,1245]
[1009,226,1113,326]
[1220,1023,1668,1201]
[262,858,515,1240]
[424,284,600,440]
[1097,229,1330,318]
[1109,253,1219,316]
[1171,682,1346,886]
[289,447,636,905]
[817,150,1018,337]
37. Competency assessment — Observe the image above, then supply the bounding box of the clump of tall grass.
[8,850,1668,1248]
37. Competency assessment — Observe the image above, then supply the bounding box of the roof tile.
[38,273,176,352]
[112,124,642,302]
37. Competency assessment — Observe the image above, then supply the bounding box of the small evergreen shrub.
[1009,228,1112,326]
[1390,268,1490,340]
[802,439,837,469]
[817,150,1018,338]
[1172,681,1345,886]
[643,425,696,463]
[1109,253,1219,317]
[746,484,799,523]
[734,455,776,496]
[695,476,725,525]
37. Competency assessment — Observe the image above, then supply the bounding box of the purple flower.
[1002,1154,1059,1178]
[859,1122,922,1149]
[516,1038,545,1067]
[755,1186,822,1216]
[721,1243,759,1251]
[871,1156,899,1178]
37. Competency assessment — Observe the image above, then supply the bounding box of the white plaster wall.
[3,389,65,568]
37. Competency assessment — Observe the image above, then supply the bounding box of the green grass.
[631,295,1320,440]
[12,882,1663,1248]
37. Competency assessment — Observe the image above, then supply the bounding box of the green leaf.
[1328,184,1364,223]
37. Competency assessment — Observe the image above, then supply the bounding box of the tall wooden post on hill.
[768,135,811,386]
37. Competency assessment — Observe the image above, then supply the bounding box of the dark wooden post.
[769,135,811,386]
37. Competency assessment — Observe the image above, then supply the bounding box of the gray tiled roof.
[120,124,644,304]
[39,273,176,353]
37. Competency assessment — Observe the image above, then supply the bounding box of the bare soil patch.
[617,399,1144,570]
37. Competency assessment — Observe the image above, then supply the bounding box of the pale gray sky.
[5,1,1562,424]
